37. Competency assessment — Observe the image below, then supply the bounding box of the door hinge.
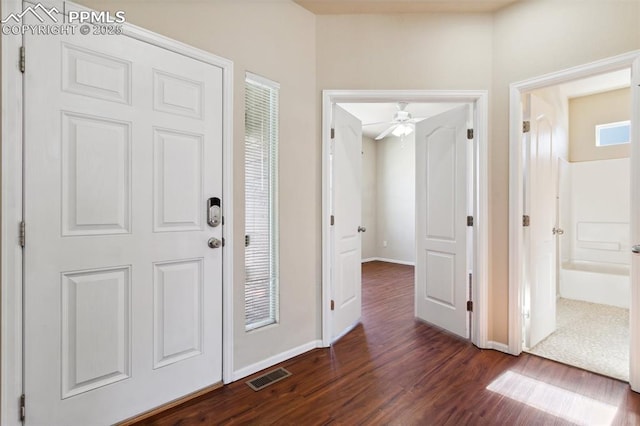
[330,215,334,226]
[20,394,25,421]
[523,215,530,227]
[467,216,474,227]
[330,300,335,311]
[19,46,25,73]
[330,128,335,139]
[244,235,250,247]
[467,128,474,140]
[523,121,530,133]
[19,221,25,248]
[466,300,473,312]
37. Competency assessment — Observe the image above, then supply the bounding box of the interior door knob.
[632,245,640,254]
[552,227,564,235]
[358,226,366,233]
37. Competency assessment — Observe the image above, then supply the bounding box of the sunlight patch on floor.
[487,370,618,425]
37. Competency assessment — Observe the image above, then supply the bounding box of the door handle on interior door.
[632,245,640,254]
[358,226,366,233]
[552,227,564,235]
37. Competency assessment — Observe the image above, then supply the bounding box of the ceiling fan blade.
[407,118,427,124]
[375,124,398,140]
[362,121,393,127]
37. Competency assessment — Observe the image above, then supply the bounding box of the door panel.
[23,6,223,424]
[415,105,469,339]
[526,94,558,349]
[331,105,363,341]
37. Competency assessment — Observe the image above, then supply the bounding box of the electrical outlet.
[383,240,387,247]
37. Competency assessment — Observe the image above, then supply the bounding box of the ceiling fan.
[363,102,425,140]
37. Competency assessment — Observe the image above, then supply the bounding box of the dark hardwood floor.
[137,261,640,425]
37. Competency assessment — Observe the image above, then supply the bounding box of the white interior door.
[525,94,558,349]
[415,105,469,339]
[23,7,223,424]
[331,105,363,341]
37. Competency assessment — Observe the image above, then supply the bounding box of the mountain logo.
[1,3,60,24]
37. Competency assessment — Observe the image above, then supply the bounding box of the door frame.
[321,89,490,349]
[0,1,234,424]
[507,50,640,390]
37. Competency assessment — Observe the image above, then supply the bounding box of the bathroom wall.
[569,88,631,162]
[567,158,630,266]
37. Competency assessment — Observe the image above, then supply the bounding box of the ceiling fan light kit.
[367,101,425,140]
[392,123,413,137]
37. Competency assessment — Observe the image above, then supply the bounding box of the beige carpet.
[527,298,629,381]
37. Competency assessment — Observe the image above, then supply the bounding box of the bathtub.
[560,261,630,309]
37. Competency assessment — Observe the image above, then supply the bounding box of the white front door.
[331,105,363,341]
[525,94,558,349]
[415,105,469,339]
[23,6,223,424]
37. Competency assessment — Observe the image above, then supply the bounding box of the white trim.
[245,71,281,90]
[322,90,490,350]
[630,57,640,392]
[486,341,510,354]
[0,2,235,423]
[361,257,415,266]
[508,52,640,382]
[220,48,235,385]
[231,340,322,381]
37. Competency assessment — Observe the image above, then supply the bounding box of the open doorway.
[321,90,490,351]
[521,70,632,381]
[340,102,461,267]
[508,51,640,391]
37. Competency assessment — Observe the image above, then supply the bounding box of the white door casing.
[630,56,640,391]
[23,7,224,424]
[330,105,363,341]
[415,105,469,339]
[524,94,558,349]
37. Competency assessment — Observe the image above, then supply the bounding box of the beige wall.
[375,135,415,264]
[570,88,631,162]
[318,0,640,344]
[361,136,378,259]
[77,0,319,372]
[316,13,493,90]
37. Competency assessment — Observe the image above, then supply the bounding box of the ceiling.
[339,102,464,139]
[557,69,631,99]
[294,0,520,14]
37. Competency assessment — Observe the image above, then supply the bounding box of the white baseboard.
[232,340,322,382]
[487,341,510,354]
[361,257,415,266]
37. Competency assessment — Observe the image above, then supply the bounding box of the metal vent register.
[246,368,292,391]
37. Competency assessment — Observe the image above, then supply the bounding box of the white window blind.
[244,72,279,331]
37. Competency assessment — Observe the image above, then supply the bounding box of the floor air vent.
[246,367,292,391]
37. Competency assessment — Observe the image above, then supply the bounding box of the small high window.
[595,120,630,147]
